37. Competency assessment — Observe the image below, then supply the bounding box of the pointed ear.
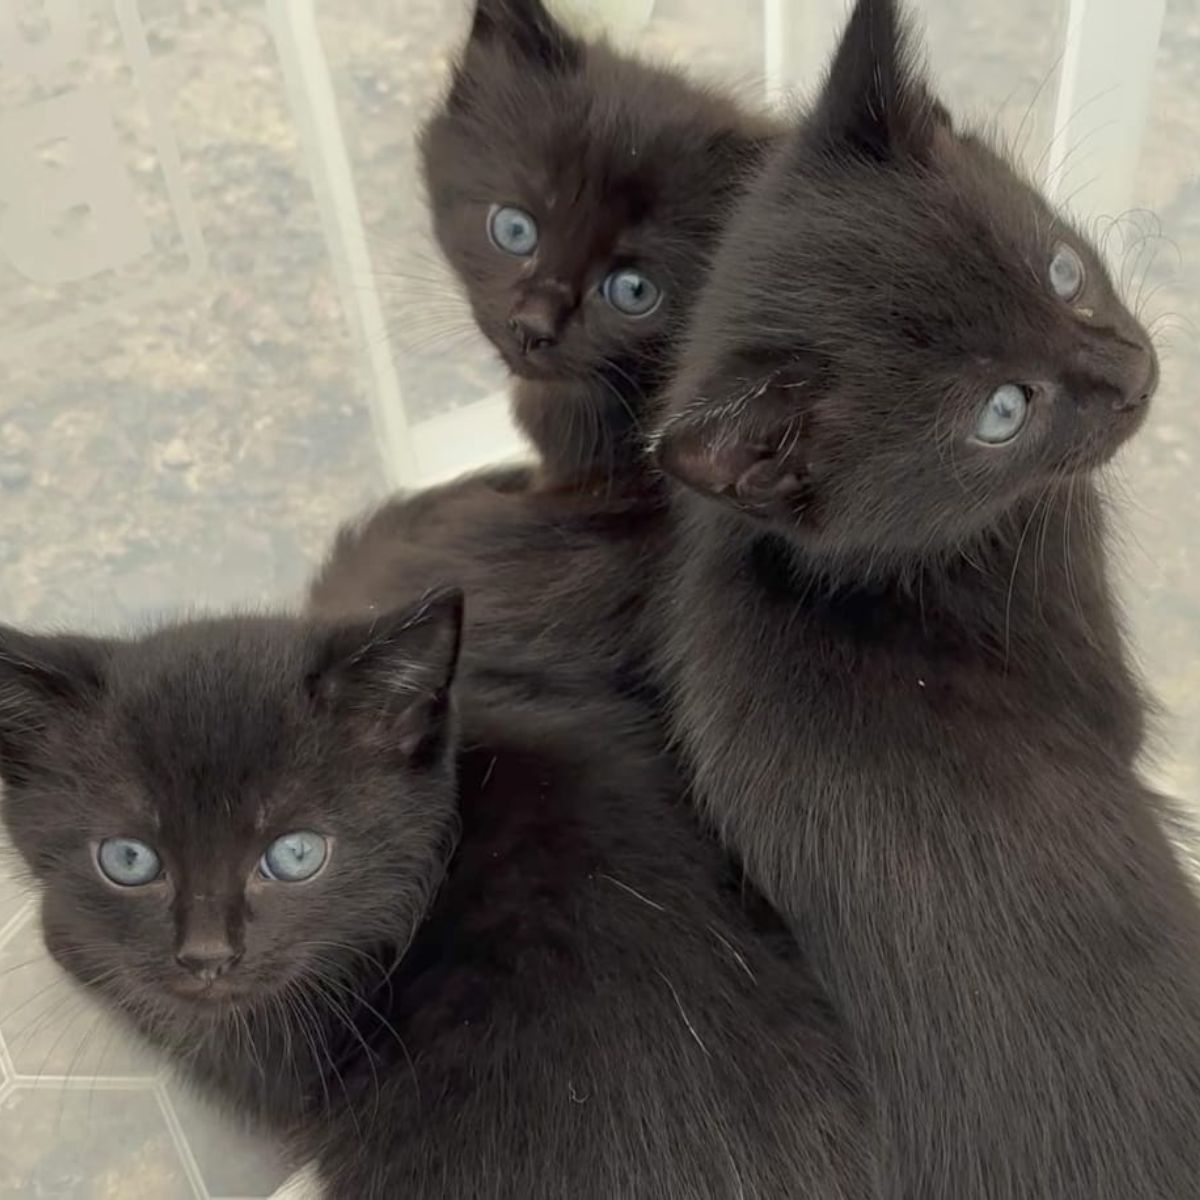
[806,0,950,164]
[467,0,583,73]
[310,589,464,765]
[653,358,821,523]
[0,628,109,785]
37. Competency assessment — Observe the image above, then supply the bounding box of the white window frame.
[268,0,1169,491]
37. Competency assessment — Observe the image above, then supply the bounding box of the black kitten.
[0,598,872,1198]
[314,0,772,711]
[420,0,776,488]
[652,2,1200,1197]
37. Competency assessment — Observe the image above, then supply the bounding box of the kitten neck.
[512,374,651,490]
[673,472,1145,769]
[686,477,1117,643]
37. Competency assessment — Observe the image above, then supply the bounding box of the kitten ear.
[467,0,583,73]
[806,0,950,164]
[310,589,464,764]
[0,628,109,785]
[654,359,819,522]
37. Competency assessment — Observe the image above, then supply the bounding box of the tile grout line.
[0,1022,14,1085]
[154,1079,213,1200]
[0,899,34,950]
[13,1072,158,1090]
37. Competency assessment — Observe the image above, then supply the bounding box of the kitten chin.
[419,0,778,490]
[651,1,1200,1196]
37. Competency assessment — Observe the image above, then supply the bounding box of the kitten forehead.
[81,619,312,825]
[435,22,770,195]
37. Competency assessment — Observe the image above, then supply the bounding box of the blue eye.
[97,838,161,887]
[1048,243,1084,301]
[974,384,1030,445]
[488,205,538,256]
[601,268,661,317]
[259,831,328,883]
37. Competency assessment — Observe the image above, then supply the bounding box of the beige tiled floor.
[0,1,1197,1196]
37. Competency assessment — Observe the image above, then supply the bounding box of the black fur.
[308,465,667,714]
[420,0,777,487]
[0,600,872,1198]
[652,2,1200,1196]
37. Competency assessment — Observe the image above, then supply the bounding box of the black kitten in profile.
[653,2,1200,1197]
[0,598,872,1199]
[420,0,776,488]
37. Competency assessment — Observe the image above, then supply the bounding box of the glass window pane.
[1120,0,1200,800]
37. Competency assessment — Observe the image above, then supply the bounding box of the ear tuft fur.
[654,358,823,523]
[467,0,584,74]
[804,0,950,165]
[310,588,464,764]
[0,629,109,785]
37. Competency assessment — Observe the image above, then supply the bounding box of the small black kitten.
[653,2,1200,1197]
[319,0,771,717]
[420,0,776,488]
[0,596,872,1198]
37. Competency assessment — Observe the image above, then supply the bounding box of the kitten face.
[421,0,772,396]
[655,0,1158,564]
[0,595,461,1027]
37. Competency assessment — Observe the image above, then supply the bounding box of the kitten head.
[420,0,773,438]
[654,0,1157,570]
[0,592,462,1028]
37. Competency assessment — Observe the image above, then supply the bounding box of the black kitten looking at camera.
[0,597,872,1199]
[309,0,775,699]
[420,0,776,488]
[653,2,1200,1197]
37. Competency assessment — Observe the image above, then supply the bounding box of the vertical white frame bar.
[265,0,419,487]
[762,0,789,103]
[1046,0,1167,221]
[763,0,848,106]
[268,0,532,488]
[765,0,1168,225]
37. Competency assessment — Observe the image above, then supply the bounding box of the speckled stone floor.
[0,1,1196,1195]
